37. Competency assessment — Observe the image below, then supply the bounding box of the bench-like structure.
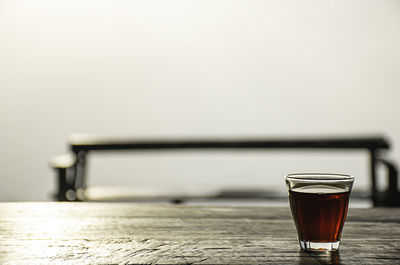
[50,134,400,206]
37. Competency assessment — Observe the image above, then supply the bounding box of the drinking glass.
[285,173,354,252]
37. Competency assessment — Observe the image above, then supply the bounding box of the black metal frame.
[51,135,400,206]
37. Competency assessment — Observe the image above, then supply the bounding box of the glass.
[285,173,354,252]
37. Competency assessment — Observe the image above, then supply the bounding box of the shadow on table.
[298,250,341,265]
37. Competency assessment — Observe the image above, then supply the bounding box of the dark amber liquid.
[289,189,350,242]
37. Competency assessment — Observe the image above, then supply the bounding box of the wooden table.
[0,203,399,264]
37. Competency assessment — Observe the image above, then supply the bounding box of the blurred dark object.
[50,135,400,206]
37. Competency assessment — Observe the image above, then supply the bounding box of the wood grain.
[0,203,399,264]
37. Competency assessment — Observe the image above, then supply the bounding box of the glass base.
[300,240,340,252]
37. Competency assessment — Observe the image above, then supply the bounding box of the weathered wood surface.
[0,203,399,264]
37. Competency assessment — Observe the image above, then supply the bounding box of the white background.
[0,0,399,201]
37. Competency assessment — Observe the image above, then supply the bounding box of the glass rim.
[285,173,354,181]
